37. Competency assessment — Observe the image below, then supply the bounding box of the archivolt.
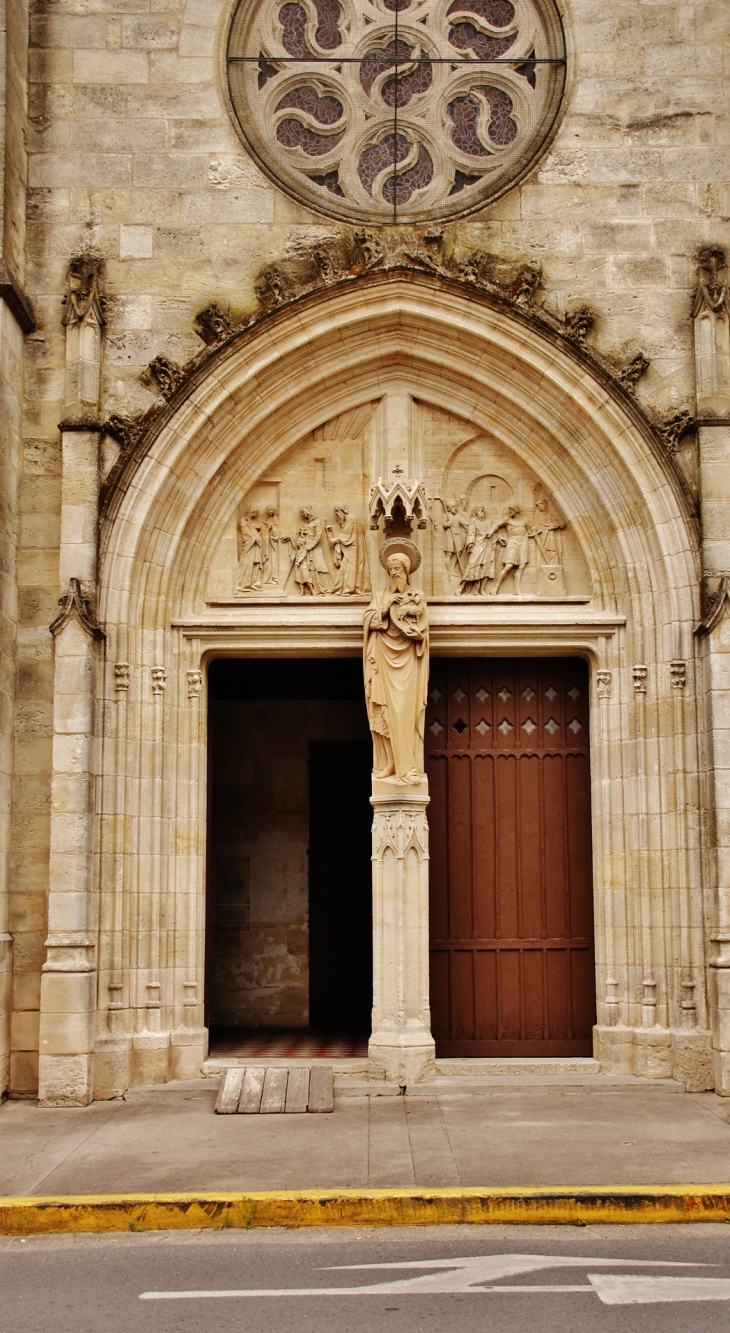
[98,271,699,637]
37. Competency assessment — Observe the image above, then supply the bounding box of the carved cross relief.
[203,385,590,605]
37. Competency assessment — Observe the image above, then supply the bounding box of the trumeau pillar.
[693,247,730,1095]
[38,259,105,1106]
[369,787,435,1082]
[365,476,435,1083]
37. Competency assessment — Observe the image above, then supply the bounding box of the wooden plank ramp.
[308,1065,334,1113]
[215,1065,333,1114]
[285,1066,310,1113]
[215,1067,244,1114]
[260,1067,288,1113]
[238,1067,266,1114]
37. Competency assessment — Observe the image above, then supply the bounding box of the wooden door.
[426,658,595,1057]
[309,741,373,1033]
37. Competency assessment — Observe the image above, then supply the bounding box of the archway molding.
[90,272,710,1097]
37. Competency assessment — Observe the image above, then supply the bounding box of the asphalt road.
[2,1223,730,1332]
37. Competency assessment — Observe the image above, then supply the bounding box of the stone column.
[38,258,105,1105]
[693,248,730,1095]
[364,508,435,1084]
[368,783,435,1083]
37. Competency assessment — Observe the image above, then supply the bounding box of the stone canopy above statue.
[204,393,591,605]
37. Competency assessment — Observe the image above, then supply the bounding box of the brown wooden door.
[426,658,595,1057]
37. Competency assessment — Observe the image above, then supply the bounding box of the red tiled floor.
[209,1028,368,1059]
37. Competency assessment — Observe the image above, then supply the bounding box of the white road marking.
[589,1276,730,1304]
[140,1252,713,1302]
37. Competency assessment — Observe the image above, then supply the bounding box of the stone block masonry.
[1,0,728,1099]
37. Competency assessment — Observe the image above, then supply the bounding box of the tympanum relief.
[434,491,567,597]
[204,398,590,604]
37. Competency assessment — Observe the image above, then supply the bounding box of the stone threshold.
[333,1075,687,1096]
[204,1057,368,1075]
[203,1055,686,1093]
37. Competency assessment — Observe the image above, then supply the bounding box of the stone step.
[334,1074,686,1096]
[436,1057,600,1077]
[205,1056,368,1076]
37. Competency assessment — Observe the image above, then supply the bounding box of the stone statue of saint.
[235,506,262,593]
[531,496,565,566]
[326,504,370,596]
[363,539,429,784]
[262,505,280,585]
[490,503,531,595]
[460,505,496,594]
[440,500,467,581]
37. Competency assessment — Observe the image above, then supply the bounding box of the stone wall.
[0,0,30,1099]
[6,0,729,1094]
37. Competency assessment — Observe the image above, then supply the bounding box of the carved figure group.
[235,505,280,593]
[284,505,332,596]
[436,493,566,597]
[235,501,370,597]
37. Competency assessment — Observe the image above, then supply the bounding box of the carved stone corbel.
[102,412,147,453]
[658,409,694,455]
[563,306,594,344]
[49,578,105,640]
[512,263,542,307]
[147,355,185,401]
[697,573,730,635]
[617,352,650,391]
[194,302,235,345]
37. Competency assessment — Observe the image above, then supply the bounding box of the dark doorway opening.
[426,656,595,1058]
[309,741,373,1034]
[206,658,372,1055]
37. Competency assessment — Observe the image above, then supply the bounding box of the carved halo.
[379,537,422,573]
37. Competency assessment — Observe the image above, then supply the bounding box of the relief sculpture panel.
[205,406,374,602]
[420,404,590,600]
[205,397,591,604]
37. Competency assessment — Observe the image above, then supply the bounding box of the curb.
[1,1187,729,1235]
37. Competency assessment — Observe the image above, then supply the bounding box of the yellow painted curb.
[0,1187,729,1235]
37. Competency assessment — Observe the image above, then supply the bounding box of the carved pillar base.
[710,932,730,1095]
[93,1033,132,1100]
[170,1026,208,1080]
[368,783,436,1084]
[38,936,96,1107]
[131,1030,170,1086]
[670,1029,715,1092]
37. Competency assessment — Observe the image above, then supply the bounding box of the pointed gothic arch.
[91,271,707,1096]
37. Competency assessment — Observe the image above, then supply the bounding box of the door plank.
[260,1066,289,1113]
[308,1065,334,1112]
[238,1066,266,1113]
[215,1066,244,1113]
[427,658,596,1058]
[285,1066,311,1113]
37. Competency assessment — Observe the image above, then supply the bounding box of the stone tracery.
[226,0,566,221]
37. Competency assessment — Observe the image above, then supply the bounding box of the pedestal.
[368,780,436,1083]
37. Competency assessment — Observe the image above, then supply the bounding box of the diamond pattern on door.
[426,658,595,1058]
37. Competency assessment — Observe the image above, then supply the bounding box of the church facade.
[1,0,730,1105]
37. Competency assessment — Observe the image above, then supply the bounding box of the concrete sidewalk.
[2,1076,730,1197]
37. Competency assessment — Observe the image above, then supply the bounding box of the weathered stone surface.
[0,0,726,1103]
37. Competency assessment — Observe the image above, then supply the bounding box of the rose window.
[226,0,566,223]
